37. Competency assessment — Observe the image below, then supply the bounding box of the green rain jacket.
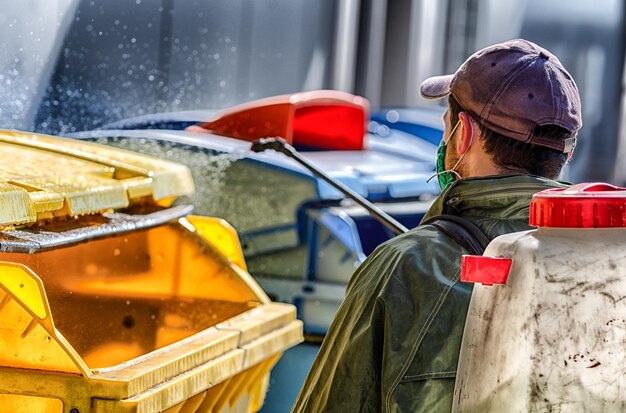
[292,175,568,413]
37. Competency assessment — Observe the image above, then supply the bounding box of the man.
[292,39,582,412]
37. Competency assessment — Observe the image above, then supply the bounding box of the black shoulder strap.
[421,214,491,256]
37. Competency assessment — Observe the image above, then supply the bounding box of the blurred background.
[0,0,625,184]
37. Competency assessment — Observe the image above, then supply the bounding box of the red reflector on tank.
[189,90,368,150]
[461,255,512,286]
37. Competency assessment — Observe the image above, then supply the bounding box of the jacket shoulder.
[346,225,467,298]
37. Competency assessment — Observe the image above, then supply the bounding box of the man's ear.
[456,112,474,155]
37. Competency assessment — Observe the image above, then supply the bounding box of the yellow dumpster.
[0,130,303,412]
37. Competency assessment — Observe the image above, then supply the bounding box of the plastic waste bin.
[0,130,302,413]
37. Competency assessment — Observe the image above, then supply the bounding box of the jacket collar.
[423,175,569,221]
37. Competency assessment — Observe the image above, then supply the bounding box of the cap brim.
[420,74,454,100]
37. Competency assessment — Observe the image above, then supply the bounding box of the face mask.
[430,118,473,191]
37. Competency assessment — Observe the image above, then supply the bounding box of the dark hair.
[448,95,570,179]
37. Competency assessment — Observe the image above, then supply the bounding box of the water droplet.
[377,125,390,136]
[386,110,400,123]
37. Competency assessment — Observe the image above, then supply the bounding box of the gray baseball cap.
[420,39,582,153]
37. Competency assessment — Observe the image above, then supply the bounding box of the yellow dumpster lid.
[0,130,195,228]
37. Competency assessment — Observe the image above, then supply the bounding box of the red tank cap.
[529,182,626,228]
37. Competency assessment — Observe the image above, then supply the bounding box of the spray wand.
[250,137,409,236]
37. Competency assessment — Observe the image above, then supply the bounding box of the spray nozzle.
[250,137,295,156]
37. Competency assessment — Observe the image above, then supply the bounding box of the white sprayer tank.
[452,183,626,412]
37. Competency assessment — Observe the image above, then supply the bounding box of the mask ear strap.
[444,119,461,145]
[426,117,472,184]
[426,168,461,183]
[448,118,474,173]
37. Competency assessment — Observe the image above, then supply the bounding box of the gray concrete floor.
[260,343,320,412]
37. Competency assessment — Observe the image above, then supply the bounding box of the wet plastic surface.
[0,130,194,227]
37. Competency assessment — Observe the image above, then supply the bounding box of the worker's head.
[420,39,582,190]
